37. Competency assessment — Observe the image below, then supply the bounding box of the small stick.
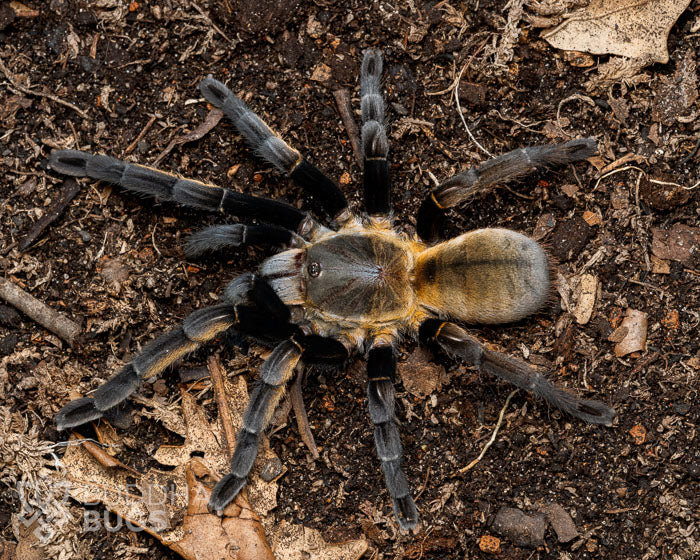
[18,179,81,251]
[0,58,88,119]
[333,88,363,166]
[0,276,81,345]
[207,354,237,457]
[289,372,319,459]
[191,2,235,45]
[455,390,517,475]
[124,115,157,155]
[153,108,223,166]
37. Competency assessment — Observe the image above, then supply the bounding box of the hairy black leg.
[361,49,391,215]
[55,275,294,429]
[49,150,317,233]
[199,77,348,219]
[367,345,418,530]
[185,223,302,257]
[417,138,597,241]
[209,338,302,513]
[420,320,615,425]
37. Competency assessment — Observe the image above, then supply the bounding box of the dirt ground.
[1,1,698,559]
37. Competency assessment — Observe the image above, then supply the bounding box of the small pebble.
[491,507,546,548]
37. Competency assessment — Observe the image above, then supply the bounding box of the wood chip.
[650,255,671,274]
[582,210,602,226]
[573,273,597,325]
[629,424,646,445]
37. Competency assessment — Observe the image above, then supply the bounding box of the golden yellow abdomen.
[414,229,550,324]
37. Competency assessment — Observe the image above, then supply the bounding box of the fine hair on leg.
[49,149,310,231]
[361,49,391,215]
[419,319,615,425]
[199,77,348,218]
[416,138,597,241]
[366,345,418,530]
[208,339,302,513]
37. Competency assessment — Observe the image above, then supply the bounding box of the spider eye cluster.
[307,262,322,278]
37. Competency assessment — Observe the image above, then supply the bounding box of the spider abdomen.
[414,228,550,324]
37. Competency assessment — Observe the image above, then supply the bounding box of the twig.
[208,354,237,458]
[0,276,81,345]
[124,115,157,155]
[333,88,363,166]
[153,108,223,166]
[18,179,81,251]
[191,2,235,45]
[555,93,596,136]
[0,58,88,119]
[454,61,492,157]
[455,389,517,475]
[289,371,319,459]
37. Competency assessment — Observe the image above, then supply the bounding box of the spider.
[50,49,615,531]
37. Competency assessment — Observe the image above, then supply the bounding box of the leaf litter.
[60,363,366,560]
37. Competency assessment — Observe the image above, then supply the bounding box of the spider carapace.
[50,49,615,531]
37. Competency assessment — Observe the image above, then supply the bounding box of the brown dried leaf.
[310,62,332,82]
[154,108,224,166]
[651,223,700,267]
[532,213,556,241]
[651,50,698,125]
[61,375,366,559]
[542,0,691,64]
[612,308,647,357]
[169,464,275,560]
[398,347,446,399]
[265,523,368,560]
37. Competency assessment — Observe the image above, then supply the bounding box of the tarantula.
[50,49,615,531]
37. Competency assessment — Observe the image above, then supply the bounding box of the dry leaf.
[265,522,368,560]
[629,424,647,445]
[60,375,367,559]
[398,347,447,399]
[542,0,692,64]
[611,308,647,357]
[169,463,275,560]
[311,63,332,82]
[651,223,700,267]
[651,50,698,125]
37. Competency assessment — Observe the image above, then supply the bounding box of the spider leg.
[55,274,295,430]
[367,345,418,530]
[184,223,303,257]
[199,77,348,220]
[361,49,391,215]
[417,138,597,241]
[49,150,327,236]
[419,319,615,426]
[208,334,348,513]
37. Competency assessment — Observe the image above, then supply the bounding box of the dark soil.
[1,1,698,559]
